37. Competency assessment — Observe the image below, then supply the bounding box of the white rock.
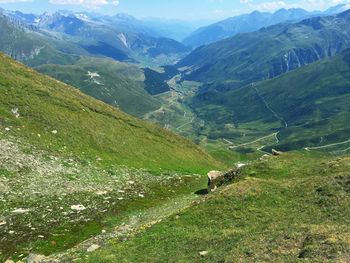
[127,181,135,185]
[0,221,6,226]
[4,259,15,263]
[11,108,20,118]
[95,190,108,196]
[86,244,100,253]
[236,163,246,168]
[51,130,58,134]
[5,127,10,131]
[199,251,209,256]
[12,208,30,214]
[70,204,86,211]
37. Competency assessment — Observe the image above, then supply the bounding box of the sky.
[0,0,350,20]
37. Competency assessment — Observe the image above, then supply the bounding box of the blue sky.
[0,0,349,20]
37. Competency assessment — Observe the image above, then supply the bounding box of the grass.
[180,49,350,156]
[0,53,226,262]
[0,53,223,174]
[86,152,350,262]
[36,57,161,118]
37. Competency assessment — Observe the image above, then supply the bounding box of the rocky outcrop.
[207,168,242,192]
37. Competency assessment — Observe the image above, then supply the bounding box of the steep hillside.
[178,10,350,88]
[0,13,170,118]
[191,49,350,152]
[0,53,223,261]
[0,52,220,172]
[36,57,161,117]
[183,8,313,48]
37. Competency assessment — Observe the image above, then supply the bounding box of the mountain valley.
[1,2,350,262]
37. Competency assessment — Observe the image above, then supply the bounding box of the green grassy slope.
[178,11,350,87]
[87,152,350,262]
[0,52,222,174]
[193,49,350,151]
[36,57,161,117]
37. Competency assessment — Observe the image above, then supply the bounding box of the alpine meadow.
[0,1,350,262]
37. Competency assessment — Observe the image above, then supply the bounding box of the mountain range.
[1,2,350,262]
[183,4,350,48]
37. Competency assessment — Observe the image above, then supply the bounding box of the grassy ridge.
[0,53,222,174]
[87,152,350,262]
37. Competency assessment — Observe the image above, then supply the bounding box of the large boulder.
[207,168,241,192]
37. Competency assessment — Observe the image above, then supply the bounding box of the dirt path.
[305,139,350,151]
[228,133,278,149]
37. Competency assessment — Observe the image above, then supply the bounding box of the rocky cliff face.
[268,42,349,78]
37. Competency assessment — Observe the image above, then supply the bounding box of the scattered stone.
[11,108,20,118]
[51,130,58,134]
[26,253,45,263]
[236,163,246,168]
[70,204,86,211]
[86,244,100,253]
[5,259,15,263]
[199,251,209,256]
[0,221,6,226]
[95,190,108,196]
[5,127,10,131]
[9,230,15,234]
[12,208,30,214]
[138,193,145,198]
[38,235,44,238]
[127,181,135,185]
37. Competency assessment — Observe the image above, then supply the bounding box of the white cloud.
[253,1,289,11]
[242,0,350,12]
[49,0,119,9]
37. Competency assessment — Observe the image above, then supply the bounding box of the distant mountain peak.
[325,4,350,15]
[114,13,136,21]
